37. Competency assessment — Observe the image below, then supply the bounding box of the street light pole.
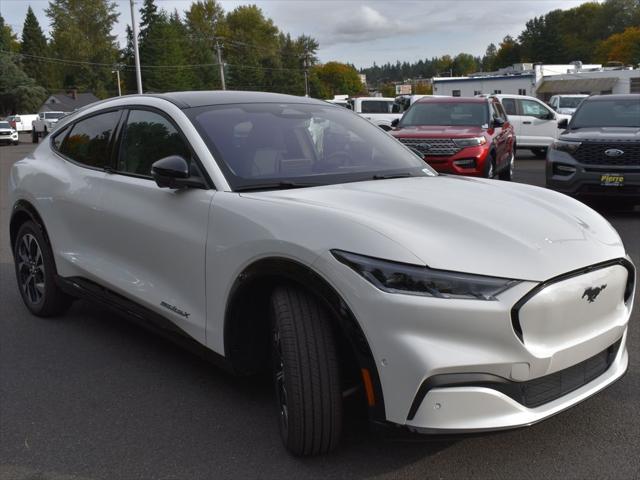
[130,0,143,94]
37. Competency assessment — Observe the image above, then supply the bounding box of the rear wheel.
[270,285,342,456]
[13,221,73,317]
[531,147,547,159]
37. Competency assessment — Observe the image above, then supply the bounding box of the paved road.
[1,139,639,480]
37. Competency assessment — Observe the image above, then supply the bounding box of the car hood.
[561,127,640,142]
[244,176,625,281]
[392,125,485,138]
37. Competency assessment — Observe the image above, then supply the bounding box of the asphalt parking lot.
[1,136,639,480]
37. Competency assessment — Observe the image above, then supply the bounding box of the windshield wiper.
[372,173,413,180]
[234,181,323,192]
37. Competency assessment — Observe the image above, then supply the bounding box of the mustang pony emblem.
[582,285,607,303]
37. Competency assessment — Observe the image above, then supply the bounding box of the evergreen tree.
[46,0,120,96]
[185,0,225,90]
[20,7,49,88]
[0,14,20,52]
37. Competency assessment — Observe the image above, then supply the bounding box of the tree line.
[361,0,640,86]
[1,0,366,115]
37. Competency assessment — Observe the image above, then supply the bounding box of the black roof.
[586,94,640,101]
[153,91,327,109]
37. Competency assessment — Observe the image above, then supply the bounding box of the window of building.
[118,109,191,177]
[452,90,461,97]
[473,90,482,96]
[631,78,640,94]
[518,89,527,95]
[59,110,120,168]
[493,89,502,94]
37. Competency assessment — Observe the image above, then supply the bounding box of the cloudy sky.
[1,0,593,68]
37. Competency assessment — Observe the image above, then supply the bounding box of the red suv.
[391,97,515,180]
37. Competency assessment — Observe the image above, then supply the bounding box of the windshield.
[188,102,433,191]
[559,97,586,108]
[571,99,640,128]
[401,102,489,127]
[45,112,65,119]
[0,122,10,129]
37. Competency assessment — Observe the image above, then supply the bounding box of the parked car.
[0,121,20,145]
[548,94,588,115]
[391,96,515,179]
[546,94,640,208]
[492,94,571,158]
[348,96,402,130]
[10,91,634,456]
[32,111,67,142]
[7,114,38,132]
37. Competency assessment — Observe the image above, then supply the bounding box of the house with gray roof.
[39,90,100,113]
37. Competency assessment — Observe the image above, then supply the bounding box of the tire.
[483,153,496,179]
[270,285,342,456]
[498,148,515,181]
[32,130,38,143]
[531,147,547,159]
[13,221,73,317]
[43,126,48,137]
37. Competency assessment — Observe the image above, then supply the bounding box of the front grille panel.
[497,340,620,408]
[0,131,11,136]
[574,142,640,166]
[398,138,461,156]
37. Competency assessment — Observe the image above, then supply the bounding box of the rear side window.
[59,111,120,168]
[361,101,392,114]
[501,98,517,116]
[118,110,191,176]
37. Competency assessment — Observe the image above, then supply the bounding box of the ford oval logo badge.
[604,148,624,157]
[418,143,432,150]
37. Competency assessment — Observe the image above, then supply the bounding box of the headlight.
[551,139,581,153]
[454,137,487,147]
[332,250,520,300]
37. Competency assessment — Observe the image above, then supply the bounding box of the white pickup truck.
[32,111,67,142]
[347,97,402,131]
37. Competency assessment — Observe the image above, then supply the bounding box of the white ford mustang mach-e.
[9,92,635,456]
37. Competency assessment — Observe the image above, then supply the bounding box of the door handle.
[523,121,532,125]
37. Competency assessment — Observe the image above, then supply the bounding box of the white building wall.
[432,76,534,97]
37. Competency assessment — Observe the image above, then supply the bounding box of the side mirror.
[151,155,206,189]
[557,118,569,130]
[391,118,400,128]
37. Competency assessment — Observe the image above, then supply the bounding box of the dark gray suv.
[546,94,640,208]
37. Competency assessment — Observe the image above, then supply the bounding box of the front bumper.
[546,150,640,199]
[316,253,634,432]
[0,133,18,143]
[422,145,490,176]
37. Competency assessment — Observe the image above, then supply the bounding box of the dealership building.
[432,63,640,99]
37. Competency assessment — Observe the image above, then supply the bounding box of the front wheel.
[14,221,73,317]
[498,149,515,181]
[483,153,496,179]
[32,130,38,143]
[270,285,342,456]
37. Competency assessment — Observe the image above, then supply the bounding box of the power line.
[1,49,307,72]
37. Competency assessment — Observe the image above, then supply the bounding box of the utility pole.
[112,66,122,96]
[303,53,310,97]
[215,41,226,90]
[130,0,143,94]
